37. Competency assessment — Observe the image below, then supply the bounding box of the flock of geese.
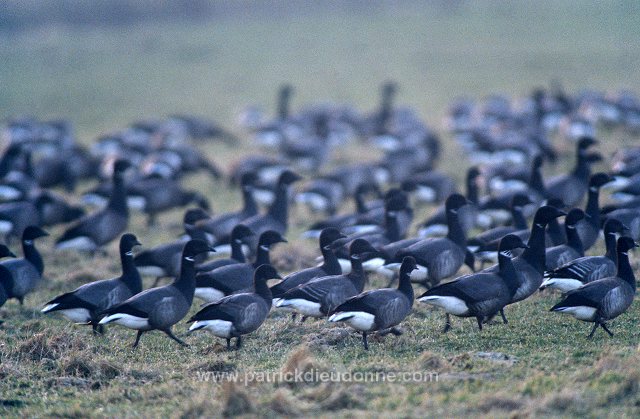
[1,83,640,350]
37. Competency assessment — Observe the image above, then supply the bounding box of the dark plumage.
[550,237,637,338]
[99,239,213,348]
[188,264,280,350]
[195,224,254,272]
[329,256,417,350]
[42,234,142,334]
[545,208,585,270]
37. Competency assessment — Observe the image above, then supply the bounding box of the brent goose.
[0,226,48,306]
[483,205,566,303]
[418,234,529,332]
[34,191,85,227]
[328,256,417,350]
[99,239,213,348]
[0,245,17,308]
[188,264,280,349]
[541,218,627,292]
[573,173,612,250]
[545,208,585,271]
[56,159,131,252]
[274,239,378,319]
[42,234,142,334]
[194,230,286,302]
[270,228,346,299]
[194,224,254,273]
[0,199,41,243]
[387,194,473,288]
[550,236,637,338]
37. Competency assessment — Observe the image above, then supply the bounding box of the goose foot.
[133,330,145,348]
[600,323,614,337]
[164,329,189,347]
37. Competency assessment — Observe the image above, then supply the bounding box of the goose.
[386,194,473,288]
[274,239,379,319]
[195,172,259,247]
[188,264,280,350]
[601,206,640,241]
[482,205,566,303]
[550,236,637,338]
[133,209,211,284]
[545,209,585,271]
[41,234,142,334]
[194,230,286,302]
[240,170,301,254]
[328,256,417,350]
[270,228,346,299]
[99,239,213,348]
[0,226,48,306]
[418,234,529,332]
[194,224,254,272]
[0,245,17,308]
[56,159,131,252]
[540,218,627,292]
[0,199,41,243]
[401,170,457,205]
[34,191,85,227]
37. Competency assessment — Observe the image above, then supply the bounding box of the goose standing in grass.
[386,194,473,288]
[541,219,628,293]
[41,234,142,334]
[0,226,48,307]
[274,239,379,320]
[99,239,213,348]
[550,236,637,338]
[418,235,529,332]
[188,264,280,350]
[56,159,131,252]
[195,224,254,272]
[0,245,17,308]
[329,256,417,350]
[270,228,346,299]
[194,230,286,302]
[573,173,612,250]
[483,205,566,303]
[545,208,585,270]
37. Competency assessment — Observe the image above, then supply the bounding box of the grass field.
[2,2,640,417]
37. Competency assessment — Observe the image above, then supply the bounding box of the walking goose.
[386,194,473,288]
[194,230,286,302]
[418,234,529,332]
[56,159,131,252]
[550,236,637,338]
[195,224,254,272]
[274,239,379,319]
[540,218,627,292]
[328,256,417,350]
[99,239,213,348]
[41,234,142,334]
[0,226,48,306]
[188,264,280,350]
[545,208,585,271]
[483,205,566,303]
[270,228,346,299]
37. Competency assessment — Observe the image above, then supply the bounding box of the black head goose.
[545,209,585,271]
[42,233,142,334]
[541,218,627,293]
[550,236,638,338]
[0,226,48,306]
[195,224,254,272]
[544,138,599,207]
[270,228,346,299]
[240,170,301,253]
[328,256,417,350]
[188,264,280,350]
[196,171,259,248]
[418,234,529,332]
[483,205,566,303]
[274,239,378,319]
[134,209,211,283]
[387,194,472,288]
[99,239,213,348]
[194,230,286,302]
[56,159,131,252]
[601,203,640,241]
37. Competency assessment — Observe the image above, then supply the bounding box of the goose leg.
[98,324,105,335]
[146,213,157,227]
[235,336,242,349]
[499,309,508,324]
[587,322,599,339]
[362,332,369,350]
[164,329,189,347]
[290,312,297,321]
[442,313,451,333]
[133,331,145,348]
[152,277,164,287]
[600,323,614,337]
[300,316,308,323]
[226,338,231,350]
[17,296,24,306]
[476,316,483,331]
[389,327,403,336]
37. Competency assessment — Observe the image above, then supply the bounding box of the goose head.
[498,234,530,254]
[444,193,468,214]
[277,170,302,186]
[319,228,347,250]
[182,239,215,260]
[565,208,586,227]
[533,205,567,225]
[258,230,287,248]
[22,226,49,241]
[119,233,142,254]
[254,264,282,283]
[589,172,613,189]
[617,236,638,253]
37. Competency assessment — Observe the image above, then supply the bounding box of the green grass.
[2,1,640,417]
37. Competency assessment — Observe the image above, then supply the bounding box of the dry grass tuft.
[476,395,524,414]
[15,331,88,361]
[416,351,450,372]
[222,381,254,417]
[280,345,321,386]
[318,385,364,411]
[448,353,474,370]
[269,388,301,416]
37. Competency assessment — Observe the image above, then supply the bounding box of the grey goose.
[544,208,585,271]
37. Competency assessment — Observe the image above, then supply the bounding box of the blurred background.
[2,0,639,142]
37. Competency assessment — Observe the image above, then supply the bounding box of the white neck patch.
[185,256,195,262]
[125,250,133,256]
[535,223,544,228]
[499,250,513,258]
[24,240,33,245]
[589,186,598,192]
[260,245,269,252]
